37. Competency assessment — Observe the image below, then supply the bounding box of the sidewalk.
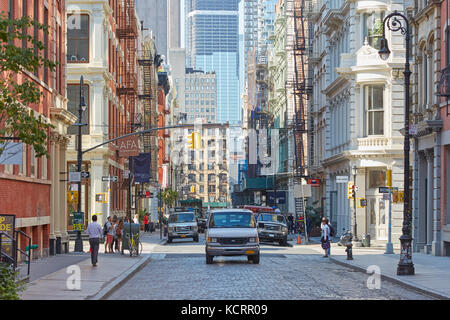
[302,239,450,299]
[20,230,166,300]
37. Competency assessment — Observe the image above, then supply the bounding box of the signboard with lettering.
[0,214,16,260]
[118,135,140,158]
[73,212,85,231]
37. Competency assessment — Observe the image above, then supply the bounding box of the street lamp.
[75,76,87,252]
[352,165,359,242]
[379,10,415,275]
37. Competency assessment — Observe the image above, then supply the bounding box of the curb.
[88,254,152,300]
[328,256,450,300]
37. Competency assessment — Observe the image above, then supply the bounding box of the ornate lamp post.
[378,10,415,275]
[352,165,359,243]
[74,76,87,252]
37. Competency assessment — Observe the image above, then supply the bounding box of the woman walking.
[321,217,330,258]
[115,219,124,253]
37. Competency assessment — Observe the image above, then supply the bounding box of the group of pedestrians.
[84,214,125,267]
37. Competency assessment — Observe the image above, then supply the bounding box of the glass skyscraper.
[185,0,240,124]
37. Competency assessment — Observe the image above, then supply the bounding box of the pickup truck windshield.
[209,212,256,228]
[169,213,195,223]
[259,214,285,223]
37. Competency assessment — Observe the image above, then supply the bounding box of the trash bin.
[122,223,140,252]
[362,234,371,247]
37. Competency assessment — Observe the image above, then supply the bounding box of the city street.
[107,234,432,300]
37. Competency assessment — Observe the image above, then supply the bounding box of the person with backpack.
[320,217,331,257]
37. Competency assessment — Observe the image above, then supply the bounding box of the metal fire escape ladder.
[291,0,310,179]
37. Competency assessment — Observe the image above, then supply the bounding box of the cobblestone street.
[107,235,433,300]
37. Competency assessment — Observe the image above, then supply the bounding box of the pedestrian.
[116,218,124,253]
[133,214,139,224]
[306,215,312,241]
[320,217,330,257]
[288,214,294,234]
[106,216,115,253]
[85,215,103,267]
[144,214,149,232]
[112,217,119,252]
[104,216,113,254]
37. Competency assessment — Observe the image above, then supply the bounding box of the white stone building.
[310,0,412,246]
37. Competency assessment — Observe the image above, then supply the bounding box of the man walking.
[85,215,103,267]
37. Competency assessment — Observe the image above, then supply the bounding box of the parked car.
[257,213,288,246]
[167,212,199,243]
[205,209,260,264]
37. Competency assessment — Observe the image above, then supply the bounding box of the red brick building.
[0,0,73,258]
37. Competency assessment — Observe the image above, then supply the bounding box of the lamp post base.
[397,234,414,275]
[74,231,84,252]
[385,242,394,254]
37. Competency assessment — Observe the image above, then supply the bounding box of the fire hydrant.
[345,243,353,260]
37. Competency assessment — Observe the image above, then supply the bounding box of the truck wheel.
[280,238,288,246]
[249,254,260,264]
[167,237,172,243]
[206,253,214,264]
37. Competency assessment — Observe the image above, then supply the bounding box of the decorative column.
[49,133,57,255]
[425,149,434,253]
[60,136,70,253]
[432,132,442,256]
[55,138,62,254]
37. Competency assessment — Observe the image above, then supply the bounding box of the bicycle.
[127,232,143,257]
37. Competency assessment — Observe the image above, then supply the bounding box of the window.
[368,169,386,189]
[67,14,89,62]
[208,173,216,182]
[364,85,384,136]
[208,185,216,193]
[67,84,89,135]
[364,11,384,49]
[447,28,450,66]
[44,7,49,83]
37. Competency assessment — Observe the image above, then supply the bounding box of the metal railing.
[0,230,32,277]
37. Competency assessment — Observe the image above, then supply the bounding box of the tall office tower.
[258,0,277,53]
[168,0,181,50]
[242,0,258,81]
[185,0,241,124]
[136,0,168,58]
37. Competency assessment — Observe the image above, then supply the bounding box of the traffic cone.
[297,235,302,244]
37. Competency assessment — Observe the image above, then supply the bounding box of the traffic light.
[387,169,392,188]
[347,182,354,199]
[187,132,200,149]
[190,185,195,193]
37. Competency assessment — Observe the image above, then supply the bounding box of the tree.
[0,13,57,158]
[162,188,178,208]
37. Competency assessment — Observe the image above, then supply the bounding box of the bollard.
[345,243,353,260]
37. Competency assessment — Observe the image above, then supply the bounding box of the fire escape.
[287,0,312,180]
[117,0,138,135]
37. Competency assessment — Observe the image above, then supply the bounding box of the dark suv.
[257,213,289,246]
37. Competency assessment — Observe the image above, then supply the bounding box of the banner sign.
[0,214,16,260]
[0,143,22,165]
[132,153,151,183]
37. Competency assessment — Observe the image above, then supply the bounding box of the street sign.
[73,212,85,231]
[379,187,390,193]
[336,176,349,183]
[360,199,367,207]
[308,178,320,186]
[81,171,90,179]
[69,172,81,182]
[96,193,107,203]
[67,191,79,204]
[102,176,118,182]
[409,124,418,135]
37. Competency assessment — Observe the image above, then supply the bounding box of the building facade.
[310,0,410,246]
[66,0,142,227]
[0,0,73,258]
[185,0,241,124]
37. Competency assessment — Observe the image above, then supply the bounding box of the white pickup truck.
[167,212,199,243]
